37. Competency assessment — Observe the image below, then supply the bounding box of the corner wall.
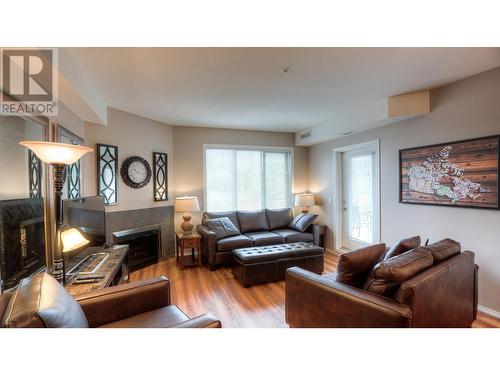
[83,108,175,258]
[307,66,500,313]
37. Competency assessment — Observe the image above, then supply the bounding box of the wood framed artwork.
[28,150,42,198]
[97,143,119,205]
[56,124,85,199]
[153,152,168,201]
[399,135,499,209]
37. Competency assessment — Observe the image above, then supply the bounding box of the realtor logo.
[0,48,58,116]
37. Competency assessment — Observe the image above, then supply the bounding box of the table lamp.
[174,196,200,234]
[20,141,93,284]
[294,193,315,213]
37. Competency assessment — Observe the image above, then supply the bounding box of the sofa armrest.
[168,313,222,328]
[75,276,171,327]
[285,267,412,328]
[197,224,218,267]
[393,251,476,327]
[311,224,325,247]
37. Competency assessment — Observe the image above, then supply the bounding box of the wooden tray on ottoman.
[232,242,324,287]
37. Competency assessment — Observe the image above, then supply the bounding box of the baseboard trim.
[478,305,500,320]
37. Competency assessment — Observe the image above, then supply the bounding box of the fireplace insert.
[112,225,160,271]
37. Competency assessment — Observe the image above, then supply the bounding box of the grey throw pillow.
[288,213,318,232]
[205,217,241,239]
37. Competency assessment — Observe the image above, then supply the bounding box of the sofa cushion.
[288,213,318,232]
[363,247,434,296]
[272,229,314,244]
[237,210,269,233]
[203,210,240,231]
[421,238,461,263]
[385,235,421,259]
[266,208,293,230]
[204,217,241,239]
[1,272,89,328]
[245,231,285,246]
[335,243,386,288]
[217,234,253,252]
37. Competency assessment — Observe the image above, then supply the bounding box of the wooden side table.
[176,232,202,270]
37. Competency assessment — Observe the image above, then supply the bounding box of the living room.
[1,2,500,374]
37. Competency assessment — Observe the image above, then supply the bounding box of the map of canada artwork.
[399,136,499,209]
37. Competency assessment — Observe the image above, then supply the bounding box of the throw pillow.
[2,273,89,328]
[202,211,240,231]
[384,235,421,259]
[204,217,241,239]
[288,213,318,233]
[363,247,433,296]
[335,243,387,287]
[421,238,461,264]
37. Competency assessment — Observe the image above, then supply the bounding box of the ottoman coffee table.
[232,242,324,287]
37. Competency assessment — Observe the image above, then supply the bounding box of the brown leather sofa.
[0,272,221,328]
[197,208,325,270]
[285,244,479,328]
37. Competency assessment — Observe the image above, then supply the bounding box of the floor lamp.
[20,141,93,284]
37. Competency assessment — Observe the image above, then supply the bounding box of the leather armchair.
[0,273,221,328]
[285,251,478,328]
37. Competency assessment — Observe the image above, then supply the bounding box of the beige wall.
[0,117,34,199]
[308,67,500,314]
[173,126,308,228]
[83,108,174,212]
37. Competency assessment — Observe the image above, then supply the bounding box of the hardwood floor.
[131,251,500,328]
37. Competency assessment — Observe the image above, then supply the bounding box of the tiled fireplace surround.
[105,206,175,260]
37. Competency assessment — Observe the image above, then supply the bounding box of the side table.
[176,232,202,270]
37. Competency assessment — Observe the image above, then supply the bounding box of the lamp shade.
[294,193,315,207]
[61,228,89,253]
[19,141,93,165]
[174,196,200,213]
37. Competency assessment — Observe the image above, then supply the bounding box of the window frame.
[203,144,294,212]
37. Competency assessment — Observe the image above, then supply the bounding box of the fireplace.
[112,224,161,271]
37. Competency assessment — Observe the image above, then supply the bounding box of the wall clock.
[120,156,152,189]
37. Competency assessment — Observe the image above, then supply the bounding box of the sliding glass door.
[341,145,379,250]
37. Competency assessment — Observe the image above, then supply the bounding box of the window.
[204,146,292,211]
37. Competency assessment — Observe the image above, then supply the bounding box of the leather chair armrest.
[75,276,171,328]
[197,224,218,268]
[285,267,412,328]
[168,313,222,328]
[311,224,325,247]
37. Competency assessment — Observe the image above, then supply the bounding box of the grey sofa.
[197,208,325,270]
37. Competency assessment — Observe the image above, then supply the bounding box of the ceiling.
[67,47,500,132]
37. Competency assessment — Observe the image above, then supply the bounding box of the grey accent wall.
[106,206,175,259]
[308,66,500,313]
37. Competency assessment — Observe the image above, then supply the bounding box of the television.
[63,195,107,249]
[0,198,45,292]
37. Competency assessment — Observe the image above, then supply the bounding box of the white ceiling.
[67,47,500,132]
